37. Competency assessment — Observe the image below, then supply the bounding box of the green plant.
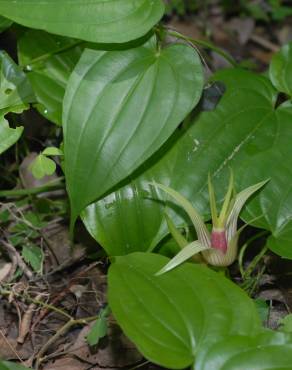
[0,2,292,369]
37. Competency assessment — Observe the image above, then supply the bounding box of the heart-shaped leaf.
[0,50,34,113]
[82,69,278,255]
[0,116,23,155]
[197,331,292,370]
[18,30,83,125]
[0,0,165,44]
[269,42,292,96]
[108,252,260,369]
[30,154,56,179]
[64,43,203,229]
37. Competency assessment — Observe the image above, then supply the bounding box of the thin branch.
[1,240,33,279]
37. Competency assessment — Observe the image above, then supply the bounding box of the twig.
[250,34,279,53]
[1,240,33,279]
[35,315,99,369]
[17,294,43,344]
[0,329,25,365]
[32,262,99,330]
[0,288,72,320]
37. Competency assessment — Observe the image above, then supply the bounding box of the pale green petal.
[164,212,188,249]
[151,182,210,246]
[226,179,269,242]
[156,241,209,275]
[218,169,234,227]
[208,173,219,227]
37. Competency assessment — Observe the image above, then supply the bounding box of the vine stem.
[166,29,237,67]
[0,179,65,198]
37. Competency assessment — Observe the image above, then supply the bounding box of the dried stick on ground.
[17,293,43,344]
[1,240,33,279]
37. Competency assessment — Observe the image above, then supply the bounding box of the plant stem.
[0,180,65,198]
[238,230,269,278]
[166,29,237,67]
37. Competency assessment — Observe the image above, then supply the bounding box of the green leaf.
[0,15,12,32]
[42,147,63,156]
[18,30,83,125]
[238,104,292,259]
[108,252,260,369]
[269,42,292,96]
[280,314,292,333]
[64,43,203,229]
[82,69,278,256]
[0,50,34,113]
[197,331,292,370]
[0,361,31,370]
[86,306,110,346]
[30,154,56,179]
[22,244,43,272]
[0,115,23,155]
[0,0,165,44]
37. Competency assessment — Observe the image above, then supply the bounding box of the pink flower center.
[211,229,227,253]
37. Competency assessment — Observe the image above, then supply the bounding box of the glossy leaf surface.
[0,0,165,44]
[0,15,11,32]
[83,69,279,255]
[108,252,260,369]
[269,42,292,96]
[18,30,83,125]
[198,331,292,370]
[64,43,203,227]
[238,104,292,259]
[0,50,34,113]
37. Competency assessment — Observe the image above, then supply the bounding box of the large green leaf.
[18,30,83,125]
[0,362,31,370]
[82,69,278,255]
[0,50,34,113]
[238,104,292,259]
[197,331,292,370]
[269,42,292,96]
[108,252,260,369]
[64,43,204,228]
[0,15,12,32]
[0,115,23,155]
[0,0,165,44]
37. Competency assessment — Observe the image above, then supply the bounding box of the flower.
[151,173,268,274]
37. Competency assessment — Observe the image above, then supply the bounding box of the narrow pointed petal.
[226,179,269,242]
[155,241,209,275]
[150,182,211,246]
[164,212,188,249]
[208,173,219,227]
[218,169,234,227]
